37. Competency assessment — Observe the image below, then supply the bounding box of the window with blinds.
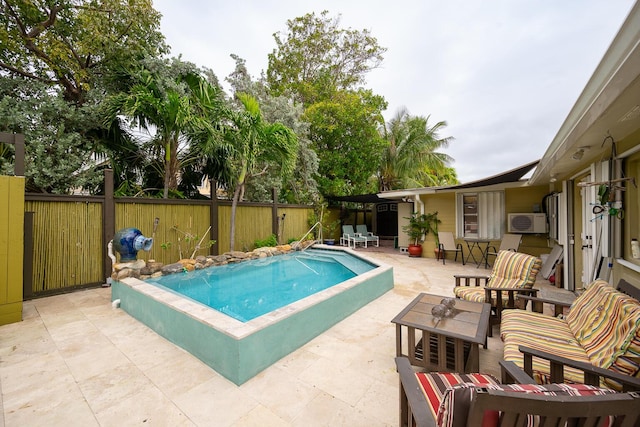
[456,191,504,239]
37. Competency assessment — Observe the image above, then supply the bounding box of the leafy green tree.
[0,0,167,104]
[103,57,225,198]
[378,108,456,191]
[0,76,109,193]
[267,10,386,106]
[267,11,388,197]
[224,93,298,250]
[226,55,319,203]
[304,89,387,196]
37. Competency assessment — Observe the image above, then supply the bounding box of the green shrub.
[254,234,278,248]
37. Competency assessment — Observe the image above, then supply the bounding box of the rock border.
[111,240,316,281]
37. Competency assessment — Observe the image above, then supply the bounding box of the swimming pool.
[145,249,376,322]
[112,246,393,385]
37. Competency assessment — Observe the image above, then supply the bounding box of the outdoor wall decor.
[113,227,153,262]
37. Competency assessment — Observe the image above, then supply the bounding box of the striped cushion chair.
[453,250,542,336]
[394,357,638,427]
[501,280,640,391]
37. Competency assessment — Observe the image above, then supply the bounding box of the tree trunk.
[163,137,179,198]
[229,184,244,251]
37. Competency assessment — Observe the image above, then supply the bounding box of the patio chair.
[486,233,521,266]
[437,231,464,265]
[356,224,379,247]
[340,225,367,248]
[395,356,640,427]
[453,250,541,337]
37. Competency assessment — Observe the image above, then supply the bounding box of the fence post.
[103,169,115,281]
[272,188,279,242]
[210,179,219,255]
[14,134,25,177]
[23,212,34,299]
[0,132,25,176]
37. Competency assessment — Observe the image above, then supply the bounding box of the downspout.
[412,194,425,215]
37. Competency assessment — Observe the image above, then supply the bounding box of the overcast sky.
[152,0,635,183]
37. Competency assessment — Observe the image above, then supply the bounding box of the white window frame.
[456,191,505,239]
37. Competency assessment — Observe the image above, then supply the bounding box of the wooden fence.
[23,170,315,297]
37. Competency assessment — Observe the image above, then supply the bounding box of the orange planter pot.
[407,244,423,257]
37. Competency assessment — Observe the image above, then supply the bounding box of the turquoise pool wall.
[112,252,393,385]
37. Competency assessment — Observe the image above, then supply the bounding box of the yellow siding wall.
[505,185,553,257]
[423,193,456,256]
[416,185,555,259]
[0,176,24,325]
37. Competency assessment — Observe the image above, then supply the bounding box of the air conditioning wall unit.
[508,213,547,234]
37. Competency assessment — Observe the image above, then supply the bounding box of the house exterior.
[380,2,640,291]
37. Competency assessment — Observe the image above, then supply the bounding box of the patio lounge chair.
[486,233,521,266]
[437,231,464,265]
[340,225,367,248]
[453,250,541,337]
[356,224,379,247]
[395,356,640,427]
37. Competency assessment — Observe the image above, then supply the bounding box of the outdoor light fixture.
[572,146,590,160]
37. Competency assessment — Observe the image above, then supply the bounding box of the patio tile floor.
[0,243,574,426]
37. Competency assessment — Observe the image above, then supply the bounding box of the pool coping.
[112,246,394,384]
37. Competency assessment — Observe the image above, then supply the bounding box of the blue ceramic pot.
[113,227,153,262]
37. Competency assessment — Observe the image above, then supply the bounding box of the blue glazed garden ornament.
[113,228,153,262]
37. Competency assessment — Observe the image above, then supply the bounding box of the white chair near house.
[355,224,379,247]
[340,225,367,248]
[486,233,522,266]
[437,231,464,265]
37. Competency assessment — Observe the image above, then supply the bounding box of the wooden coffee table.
[391,293,491,373]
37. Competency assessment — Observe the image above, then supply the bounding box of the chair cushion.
[566,280,618,341]
[414,371,499,421]
[453,286,486,303]
[437,381,615,427]
[502,331,592,386]
[489,251,541,289]
[500,309,577,344]
[582,292,640,368]
[605,326,640,390]
[566,280,640,380]
[453,287,528,307]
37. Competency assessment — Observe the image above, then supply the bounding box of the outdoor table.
[463,238,491,268]
[391,293,491,373]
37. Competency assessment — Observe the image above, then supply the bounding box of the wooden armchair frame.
[515,345,640,392]
[518,277,640,316]
[454,274,539,337]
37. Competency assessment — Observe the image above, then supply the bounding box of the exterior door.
[580,173,597,287]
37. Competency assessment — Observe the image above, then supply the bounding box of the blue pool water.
[147,249,376,322]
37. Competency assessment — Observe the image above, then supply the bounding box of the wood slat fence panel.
[25,200,104,293]
[116,202,211,264]
[22,194,314,297]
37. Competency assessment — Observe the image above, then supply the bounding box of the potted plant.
[403,211,440,257]
[323,219,341,245]
[403,212,428,257]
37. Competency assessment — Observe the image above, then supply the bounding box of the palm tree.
[378,108,456,191]
[104,63,223,198]
[224,93,298,251]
